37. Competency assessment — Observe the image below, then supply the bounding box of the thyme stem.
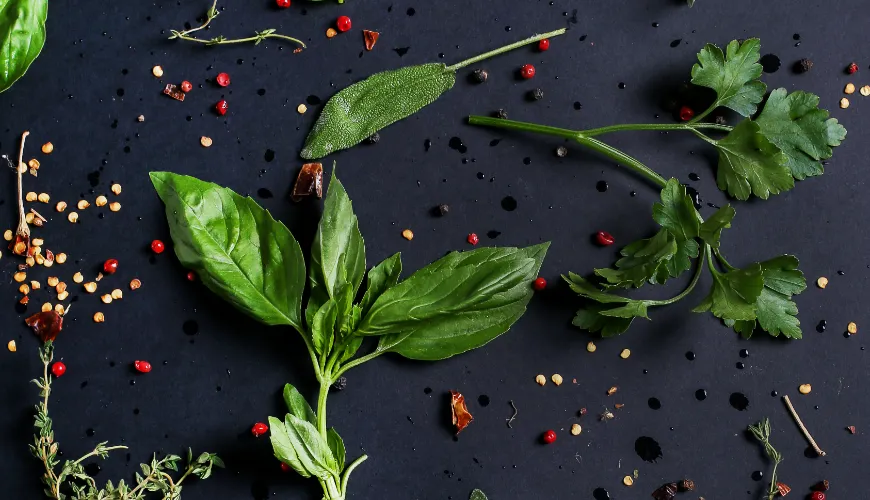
[748,418,783,500]
[782,395,826,456]
[168,1,305,48]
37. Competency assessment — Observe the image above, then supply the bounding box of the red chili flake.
[162,84,185,102]
[51,361,66,377]
[578,407,587,416]
[596,231,615,246]
[279,462,291,472]
[186,271,197,282]
[520,64,536,79]
[538,39,550,51]
[180,80,193,93]
[291,163,324,202]
[847,62,859,74]
[450,390,473,434]
[10,234,30,256]
[651,483,678,500]
[26,311,64,342]
[151,240,166,254]
[276,0,291,7]
[336,15,352,32]
[216,72,231,87]
[103,259,119,275]
[363,30,380,51]
[542,429,556,444]
[532,277,547,291]
[679,105,695,121]
[251,422,269,437]
[466,233,479,245]
[215,100,229,116]
[134,360,153,373]
[847,425,857,434]
[776,483,791,497]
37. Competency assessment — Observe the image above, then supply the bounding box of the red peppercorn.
[134,360,152,373]
[280,462,291,472]
[103,259,119,275]
[215,100,229,116]
[678,105,695,122]
[533,277,547,291]
[216,72,231,87]
[251,422,269,437]
[847,62,859,74]
[542,430,557,444]
[810,492,826,500]
[596,231,615,246]
[180,80,192,93]
[150,240,165,254]
[186,271,196,282]
[467,233,479,245]
[336,15,352,32]
[276,0,291,7]
[520,64,536,79]
[51,362,66,377]
[538,39,550,51]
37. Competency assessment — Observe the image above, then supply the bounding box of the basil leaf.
[282,383,316,425]
[326,428,345,472]
[0,0,48,93]
[358,243,549,360]
[311,298,338,356]
[358,252,402,317]
[283,414,339,479]
[268,416,311,478]
[301,64,456,159]
[150,172,306,329]
[307,169,365,327]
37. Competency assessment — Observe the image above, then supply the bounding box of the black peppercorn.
[529,88,544,100]
[794,58,813,73]
[651,483,678,500]
[495,109,508,119]
[472,68,488,83]
[364,133,380,144]
[437,204,449,216]
[331,376,347,391]
[555,146,568,158]
[678,479,695,492]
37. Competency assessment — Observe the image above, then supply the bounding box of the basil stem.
[445,28,567,71]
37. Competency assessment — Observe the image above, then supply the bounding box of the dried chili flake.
[678,479,695,491]
[847,425,856,434]
[162,84,185,102]
[651,482,678,500]
[291,163,324,201]
[363,30,380,51]
[776,482,791,496]
[25,310,63,342]
[450,390,473,434]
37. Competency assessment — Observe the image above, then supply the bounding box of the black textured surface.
[2,1,868,499]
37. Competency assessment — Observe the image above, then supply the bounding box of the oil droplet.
[688,172,700,181]
[501,196,518,211]
[695,389,707,401]
[257,188,274,199]
[596,180,608,192]
[739,349,749,358]
[670,39,682,48]
[804,446,820,458]
[634,436,663,462]
[522,157,531,165]
[487,230,501,239]
[648,397,662,410]
[685,351,696,360]
[573,101,582,110]
[729,392,749,411]
[406,7,415,15]
[393,47,410,57]
[478,395,490,407]
[448,137,467,154]
[618,82,626,89]
[86,428,95,437]
[489,139,500,147]
[477,172,485,180]
[264,149,275,162]
[751,470,764,481]
[760,54,781,73]
[424,139,432,151]
[685,185,702,208]
[771,390,778,397]
[816,319,827,332]
[736,362,745,369]
[183,320,199,335]
[423,387,432,394]
[592,488,611,500]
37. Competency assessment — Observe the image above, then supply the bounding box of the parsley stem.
[467,115,579,140]
[648,245,708,306]
[580,122,732,137]
[446,28,567,72]
[575,135,668,188]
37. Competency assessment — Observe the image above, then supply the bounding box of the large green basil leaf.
[307,169,365,328]
[326,428,345,472]
[301,63,456,159]
[150,172,305,329]
[282,383,316,425]
[357,243,548,360]
[268,416,311,478]
[358,252,402,317]
[0,0,48,93]
[311,298,338,356]
[282,414,339,479]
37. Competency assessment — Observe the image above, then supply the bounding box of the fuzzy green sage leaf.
[301,28,566,159]
[0,0,48,93]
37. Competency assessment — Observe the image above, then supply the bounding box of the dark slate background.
[2,0,868,498]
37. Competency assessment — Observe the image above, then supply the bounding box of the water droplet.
[477,395,490,407]
[729,392,749,411]
[695,389,707,401]
[648,397,662,410]
[183,320,199,335]
[501,196,517,211]
[760,53,781,73]
[596,181,608,192]
[634,436,662,462]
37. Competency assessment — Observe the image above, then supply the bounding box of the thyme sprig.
[31,341,223,499]
[748,418,783,500]
[168,1,305,49]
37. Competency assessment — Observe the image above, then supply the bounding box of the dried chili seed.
[101,294,113,304]
[109,202,121,212]
[472,69,488,83]
[84,282,97,293]
[57,291,69,301]
[111,183,122,195]
[111,289,123,300]
[3,229,11,241]
[297,103,308,114]
[130,278,142,290]
[152,65,164,77]
[619,348,631,359]
[623,476,634,487]
[19,284,30,295]
[845,83,856,94]
[363,30,379,51]
[535,374,546,386]
[847,322,858,334]
[67,212,78,223]
[77,200,90,210]
[651,482,678,500]
[37,193,50,203]
[862,85,870,97]
[95,195,108,207]
[200,136,213,148]
[7,340,16,352]
[55,201,67,212]
[570,424,582,435]
[840,97,850,109]
[93,312,105,323]
[32,238,43,247]
[14,272,26,282]
[551,373,563,385]
[586,341,596,352]
[55,282,67,294]
[41,142,54,154]
[799,383,812,394]
[162,84,185,102]
[25,191,37,202]
[291,163,323,201]
[450,390,473,434]
[56,253,67,264]
[41,303,52,312]
[325,28,337,39]
[73,273,83,284]
[401,229,414,241]
[816,276,828,289]
[28,158,39,170]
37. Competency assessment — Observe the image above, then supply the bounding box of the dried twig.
[14,131,30,251]
[506,400,518,428]
[782,395,826,456]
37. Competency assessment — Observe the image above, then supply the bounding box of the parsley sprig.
[469,38,845,339]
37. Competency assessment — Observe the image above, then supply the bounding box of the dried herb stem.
[506,400,518,428]
[16,130,30,242]
[782,395,826,456]
[168,1,305,48]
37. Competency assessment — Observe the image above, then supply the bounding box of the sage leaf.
[268,416,311,478]
[307,168,365,327]
[714,120,792,200]
[358,243,549,361]
[150,172,306,329]
[690,38,766,117]
[283,414,339,479]
[0,0,48,93]
[470,490,489,500]
[282,383,316,425]
[358,252,402,317]
[326,428,345,472]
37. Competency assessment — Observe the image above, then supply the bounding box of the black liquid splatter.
[477,395,490,407]
[522,157,531,165]
[573,101,582,110]
[648,397,662,410]
[670,39,682,48]
[751,470,764,481]
[257,188,274,199]
[816,320,827,332]
[501,196,517,211]
[592,488,611,500]
[86,428,95,437]
[264,149,275,162]
[406,7,415,15]
[635,436,663,462]
[423,387,432,394]
[83,463,101,476]
[487,230,501,239]
[306,95,321,106]
[424,139,432,151]
[739,349,749,358]
[251,480,269,500]
[729,392,749,411]
[688,172,700,181]
[394,47,410,57]
[87,171,101,187]
[257,88,266,96]
[596,181,608,192]
[448,137,467,154]
[183,320,199,335]
[684,185,702,208]
[489,139,500,147]
[695,389,707,401]
[760,54,781,73]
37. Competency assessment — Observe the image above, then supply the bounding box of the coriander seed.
[840,97,850,109]
[623,476,634,487]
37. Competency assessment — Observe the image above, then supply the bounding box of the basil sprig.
[151,166,547,499]
[0,0,48,93]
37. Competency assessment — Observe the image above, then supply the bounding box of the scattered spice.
[95,195,108,207]
[794,58,813,73]
[180,80,193,93]
[586,341,596,352]
[520,64,535,79]
[216,72,230,87]
[532,277,547,291]
[651,483,678,500]
[813,480,830,491]
[93,312,105,323]
[41,142,53,154]
[109,201,121,212]
[847,321,858,334]
[816,276,828,289]
[467,233,479,245]
[363,30,379,51]
[77,200,90,210]
[111,183,122,195]
[847,62,859,74]
[555,146,567,157]
[152,65,164,77]
[101,294,113,304]
[215,100,228,116]
[529,88,544,100]
[297,103,308,114]
[55,253,66,264]
[798,384,812,394]
[163,84,185,102]
[782,395,825,456]
[551,373,563,386]
[111,289,124,300]
[472,69,488,83]
[619,348,631,359]
[401,229,414,241]
[607,386,618,396]
[506,400,518,428]
[130,278,142,290]
[840,97,850,109]
[7,340,16,352]
[776,483,791,496]
[84,282,97,293]
[450,390,473,434]
[72,273,83,284]
[678,479,695,491]
[570,424,582,436]
[599,408,614,421]
[844,82,856,94]
[291,163,323,201]
[436,204,449,216]
[55,201,66,212]
[861,85,870,97]
[535,374,546,386]
[541,429,556,444]
[325,28,337,39]
[847,425,856,434]
[622,476,634,487]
